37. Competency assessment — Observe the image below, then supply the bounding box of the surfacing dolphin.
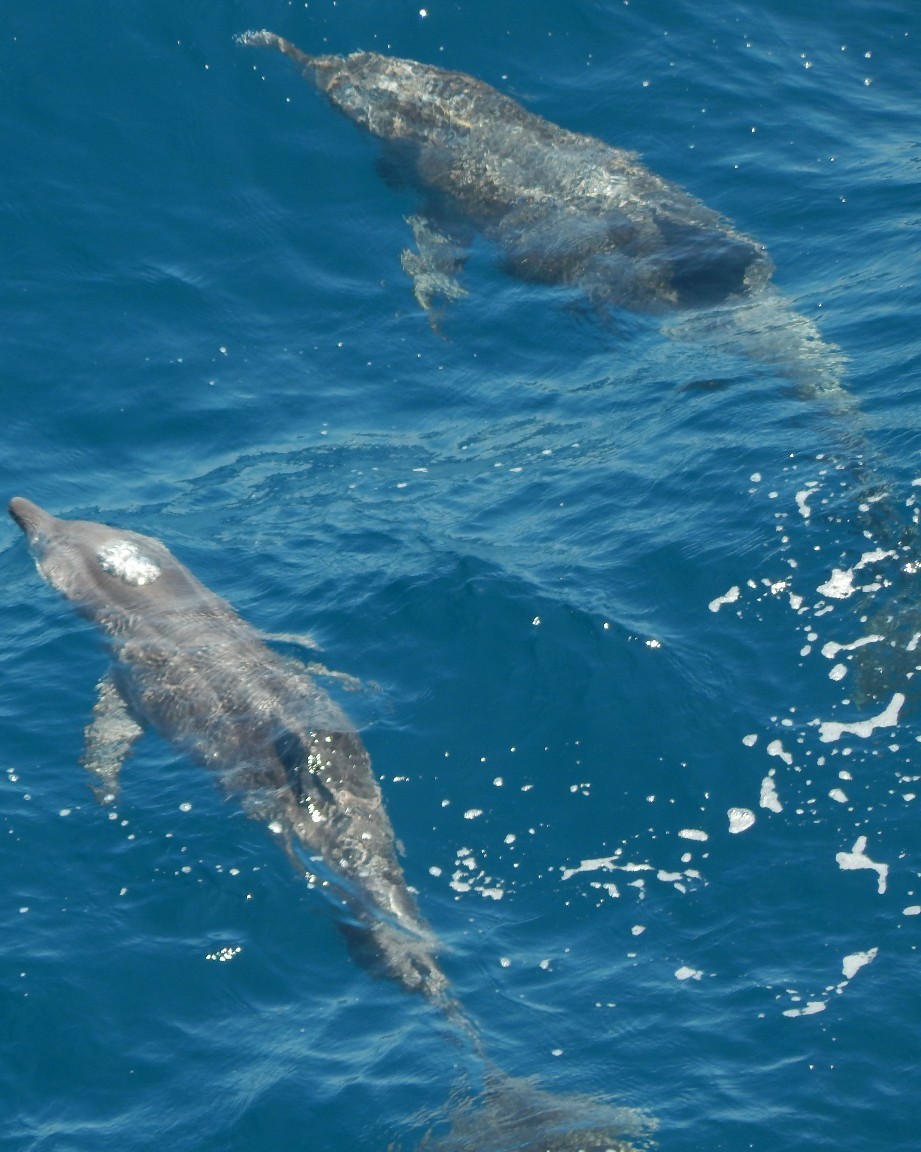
[8,496,447,1002]
[10,497,653,1152]
[240,30,842,392]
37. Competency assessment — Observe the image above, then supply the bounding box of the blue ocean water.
[1,1,919,1149]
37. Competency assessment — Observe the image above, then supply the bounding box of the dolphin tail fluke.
[664,288,849,405]
[267,818,455,1006]
[339,915,455,1005]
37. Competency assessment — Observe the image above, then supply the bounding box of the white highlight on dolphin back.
[96,540,161,586]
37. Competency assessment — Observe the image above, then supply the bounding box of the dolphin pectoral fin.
[302,661,367,694]
[81,673,143,806]
[400,213,468,326]
[260,629,323,651]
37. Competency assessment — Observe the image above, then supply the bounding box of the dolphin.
[9,496,655,1150]
[8,496,448,1003]
[240,30,846,393]
[240,30,772,318]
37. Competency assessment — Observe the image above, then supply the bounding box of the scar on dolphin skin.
[239,29,845,394]
[9,496,655,1151]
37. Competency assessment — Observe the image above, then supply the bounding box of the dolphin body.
[9,496,654,1150]
[8,497,447,1003]
[241,31,847,394]
[240,30,773,318]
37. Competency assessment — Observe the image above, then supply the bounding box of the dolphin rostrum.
[8,497,448,1003]
[240,30,845,392]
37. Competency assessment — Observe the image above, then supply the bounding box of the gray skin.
[240,30,774,320]
[9,497,448,1004]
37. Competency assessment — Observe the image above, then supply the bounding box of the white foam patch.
[561,853,702,896]
[760,776,783,813]
[205,945,242,962]
[709,585,740,613]
[819,693,905,743]
[795,484,819,519]
[857,548,897,568]
[444,848,506,901]
[836,836,888,894]
[817,550,897,601]
[820,569,857,603]
[817,568,855,600]
[781,944,881,1018]
[560,854,623,881]
[783,1001,826,1018]
[97,540,161,586]
[728,807,755,834]
[842,947,877,980]
[767,739,793,765]
[821,634,883,660]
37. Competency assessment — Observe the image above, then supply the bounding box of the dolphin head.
[9,497,183,625]
[240,29,445,143]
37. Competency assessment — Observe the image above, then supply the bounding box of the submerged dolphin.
[8,497,447,1002]
[240,30,844,391]
[241,30,771,316]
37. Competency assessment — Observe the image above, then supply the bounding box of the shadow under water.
[398,1069,654,1152]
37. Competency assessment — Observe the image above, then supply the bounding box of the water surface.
[1,2,919,1150]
